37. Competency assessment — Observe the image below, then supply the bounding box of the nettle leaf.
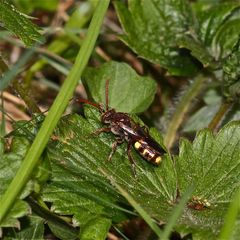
[0,0,41,46]
[0,138,31,228]
[83,61,157,113]
[176,121,240,238]
[42,106,176,236]
[193,2,240,59]
[3,215,44,240]
[114,0,200,76]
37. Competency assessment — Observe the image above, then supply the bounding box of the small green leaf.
[114,0,199,76]
[0,138,31,227]
[223,38,240,101]
[176,121,240,238]
[0,0,42,46]
[83,61,157,113]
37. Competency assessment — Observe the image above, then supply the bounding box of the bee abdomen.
[134,141,162,165]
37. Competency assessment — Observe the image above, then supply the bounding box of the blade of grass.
[219,189,240,240]
[0,92,6,137]
[161,185,194,240]
[0,0,110,223]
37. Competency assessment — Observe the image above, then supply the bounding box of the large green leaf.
[0,0,41,46]
[42,106,176,235]
[114,0,199,76]
[176,121,240,239]
[0,138,31,228]
[83,61,157,113]
[43,105,240,239]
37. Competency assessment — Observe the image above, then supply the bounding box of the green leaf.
[223,38,240,101]
[83,61,157,113]
[3,215,44,240]
[79,217,111,240]
[193,2,240,59]
[42,106,176,230]
[0,137,31,228]
[176,121,240,238]
[0,0,42,46]
[48,221,78,240]
[43,104,240,238]
[178,35,218,69]
[114,0,199,76]
[15,0,58,13]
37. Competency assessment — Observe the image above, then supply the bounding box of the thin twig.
[208,101,233,131]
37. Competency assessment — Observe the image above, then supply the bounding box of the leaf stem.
[208,101,232,131]
[164,75,205,150]
[0,0,110,224]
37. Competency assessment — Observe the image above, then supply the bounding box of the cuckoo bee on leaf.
[79,80,166,176]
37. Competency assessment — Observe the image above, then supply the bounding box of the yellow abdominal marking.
[134,141,141,149]
[155,156,161,164]
[143,149,149,155]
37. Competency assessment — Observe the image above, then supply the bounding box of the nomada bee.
[79,80,166,175]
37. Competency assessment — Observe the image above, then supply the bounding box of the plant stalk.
[164,75,205,150]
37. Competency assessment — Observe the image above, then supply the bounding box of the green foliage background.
[0,0,240,239]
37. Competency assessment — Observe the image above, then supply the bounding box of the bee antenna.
[75,98,101,110]
[105,79,109,111]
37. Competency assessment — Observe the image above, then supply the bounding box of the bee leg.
[91,127,111,137]
[127,141,137,177]
[108,137,124,162]
[141,125,149,133]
